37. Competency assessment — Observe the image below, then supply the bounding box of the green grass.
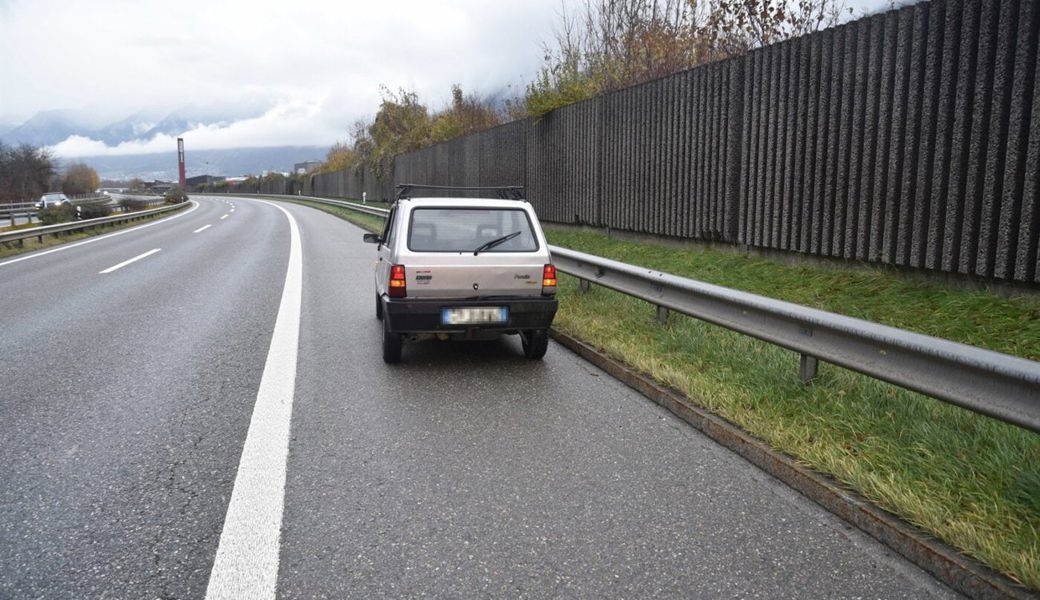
[547,228,1040,360]
[270,197,387,233]
[545,227,1039,591]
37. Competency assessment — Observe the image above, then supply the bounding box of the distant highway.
[0,196,959,598]
[3,215,35,227]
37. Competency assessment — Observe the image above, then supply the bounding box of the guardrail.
[247,193,1040,433]
[0,201,189,246]
[551,247,1040,434]
[294,195,390,218]
[243,193,390,218]
[0,201,38,211]
[1,195,114,224]
[0,203,39,226]
[1,194,109,210]
[73,195,115,206]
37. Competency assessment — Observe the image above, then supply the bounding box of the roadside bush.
[37,204,75,225]
[165,186,188,204]
[77,203,112,219]
[120,198,148,212]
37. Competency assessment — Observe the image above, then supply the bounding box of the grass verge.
[270,196,387,233]
[545,227,1039,592]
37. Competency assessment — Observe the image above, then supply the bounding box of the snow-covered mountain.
[0,118,19,140]
[0,103,268,148]
[0,109,108,147]
[92,109,169,146]
[0,103,327,179]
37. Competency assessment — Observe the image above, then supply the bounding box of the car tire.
[382,316,402,364]
[375,293,383,320]
[521,329,548,359]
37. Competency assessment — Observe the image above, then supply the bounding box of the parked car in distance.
[36,192,71,209]
[363,184,558,364]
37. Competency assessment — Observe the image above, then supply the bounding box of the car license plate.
[441,306,508,325]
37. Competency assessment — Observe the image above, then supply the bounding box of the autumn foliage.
[61,162,100,196]
[322,0,849,180]
[520,0,850,117]
[322,142,355,173]
[322,85,504,182]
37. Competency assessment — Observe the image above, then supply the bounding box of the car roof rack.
[395,184,525,201]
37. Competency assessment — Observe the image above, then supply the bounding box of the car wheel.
[382,316,402,364]
[521,329,548,359]
[375,293,383,320]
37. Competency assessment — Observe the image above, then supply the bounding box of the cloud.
[49,133,179,157]
[1,0,561,150]
[47,93,343,157]
[5,0,893,160]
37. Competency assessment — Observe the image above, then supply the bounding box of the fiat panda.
[363,185,558,364]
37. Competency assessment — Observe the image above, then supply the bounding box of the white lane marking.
[0,201,200,268]
[221,214,229,220]
[99,248,161,274]
[205,201,301,600]
[194,225,212,233]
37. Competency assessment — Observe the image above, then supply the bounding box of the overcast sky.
[0,0,894,157]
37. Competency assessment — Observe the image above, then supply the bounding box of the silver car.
[36,192,70,209]
[363,185,558,363]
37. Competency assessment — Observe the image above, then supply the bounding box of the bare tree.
[700,0,849,53]
[520,0,849,117]
[0,142,55,203]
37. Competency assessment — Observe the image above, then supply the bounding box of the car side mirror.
[363,233,381,244]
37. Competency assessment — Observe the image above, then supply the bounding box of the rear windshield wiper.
[473,231,521,255]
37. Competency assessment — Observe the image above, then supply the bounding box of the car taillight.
[389,264,407,298]
[542,264,557,295]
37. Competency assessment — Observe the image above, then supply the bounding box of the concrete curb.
[549,329,1036,600]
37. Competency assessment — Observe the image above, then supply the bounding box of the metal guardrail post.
[800,354,819,384]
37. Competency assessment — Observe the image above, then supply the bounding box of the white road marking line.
[221,214,229,220]
[194,225,212,233]
[205,201,301,600]
[99,248,161,274]
[0,201,199,268]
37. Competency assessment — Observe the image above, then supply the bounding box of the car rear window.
[408,207,539,253]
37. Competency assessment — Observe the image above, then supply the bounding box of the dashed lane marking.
[99,248,161,274]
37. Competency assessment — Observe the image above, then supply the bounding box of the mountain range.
[84,146,327,182]
[0,105,327,181]
[0,100,279,147]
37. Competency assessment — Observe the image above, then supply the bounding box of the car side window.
[382,207,397,247]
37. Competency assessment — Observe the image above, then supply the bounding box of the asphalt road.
[2,212,37,227]
[0,196,961,599]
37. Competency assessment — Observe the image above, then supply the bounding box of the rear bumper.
[383,295,558,333]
